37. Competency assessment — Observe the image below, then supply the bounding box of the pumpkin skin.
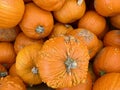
[67,28,100,59]
[53,0,86,23]
[0,26,20,42]
[9,63,18,76]
[19,3,54,39]
[0,75,26,90]
[110,14,120,29]
[32,0,65,11]
[36,36,90,88]
[93,46,120,76]
[103,30,120,48]
[0,64,8,78]
[78,10,106,37]
[0,42,16,68]
[0,0,25,29]
[94,0,120,16]
[93,73,120,90]
[16,44,43,86]
[56,72,92,90]
[49,22,73,38]
[14,32,43,54]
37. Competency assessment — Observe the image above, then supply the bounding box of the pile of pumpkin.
[0,0,120,90]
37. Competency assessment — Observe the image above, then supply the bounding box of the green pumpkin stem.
[36,26,44,33]
[65,56,77,74]
[77,0,83,5]
[99,70,106,76]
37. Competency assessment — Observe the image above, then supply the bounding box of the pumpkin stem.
[0,72,8,77]
[99,70,106,76]
[65,56,77,74]
[31,67,38,74]
[36,26,44,33]
[77,0,83,5]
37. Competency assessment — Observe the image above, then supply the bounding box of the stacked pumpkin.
[0,0,120,90]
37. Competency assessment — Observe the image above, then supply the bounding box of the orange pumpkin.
[94,0,120,16]
[103,30,120,48]
[78,10,106,37]
[0,64,8,78]
[32,0,65,11]
[36,36,90,88]
[67,28,100,59]
[93,73,120,90]
[93,46,120,76]
[53,0,86,23]
[14,32,43,54]
[16,44,43,86]
[49,22,73,38]
[0,26,20,42]
[110,14,120,29]
[0,75,26,90]
[0,42,16,68]
[9,63,18,77]
[56,72,92,90]
[19,3,54,39]
[0,0,25,29]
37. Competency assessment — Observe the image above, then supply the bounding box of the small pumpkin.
[94,0,120,16]
[36,36,90,88]
[32,0,65,11]
[93,46,120,76]
[56,72,92,90]
[78,10,107,37]
[0,26,20,42]
[93,73,120,90]
[0,64,8,78]
[103,30,120,48]
[110,14,120,29]
[0,0,25,28]
[49,22,73,38]
[53,0,86,23]
[16,43,43,86]
[67,28,100,59]
[0,42,16,69]
[0,75,26,90]
[19,3,54,39]
[14,32,43,54]
[9,63,18,77]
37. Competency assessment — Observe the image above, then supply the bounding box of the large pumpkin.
[0,0,25,28]
[53,0,86,23]
[93,46,120,76]
[0,75,26,90]
[93,73,120,90]
[19,3,54,39]
[103,30,120,48]
[16,43,43,86]
[32,0,65,11]
[36,36,90,88]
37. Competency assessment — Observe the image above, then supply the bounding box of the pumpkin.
[0,0,25,29]
[56,72,92,90]
[93,73,120,90]
[0,26,20,42]
[49,22,73,38]
[78,10,106,37]
[14,32,43,54]
[32,0,65,11]
[16,43,43,86]
[103,30,120,48]
[110,14,120,29]
[94,0,120,16]
[9,63,18,77]
[19,3,54,39]
[36,36,90,88]
[53,0,86,23]
[0,64,8,78]
[93,46,120,76]
[0,42,16,69]
[67,28,100,59]
[0,75,26,90]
